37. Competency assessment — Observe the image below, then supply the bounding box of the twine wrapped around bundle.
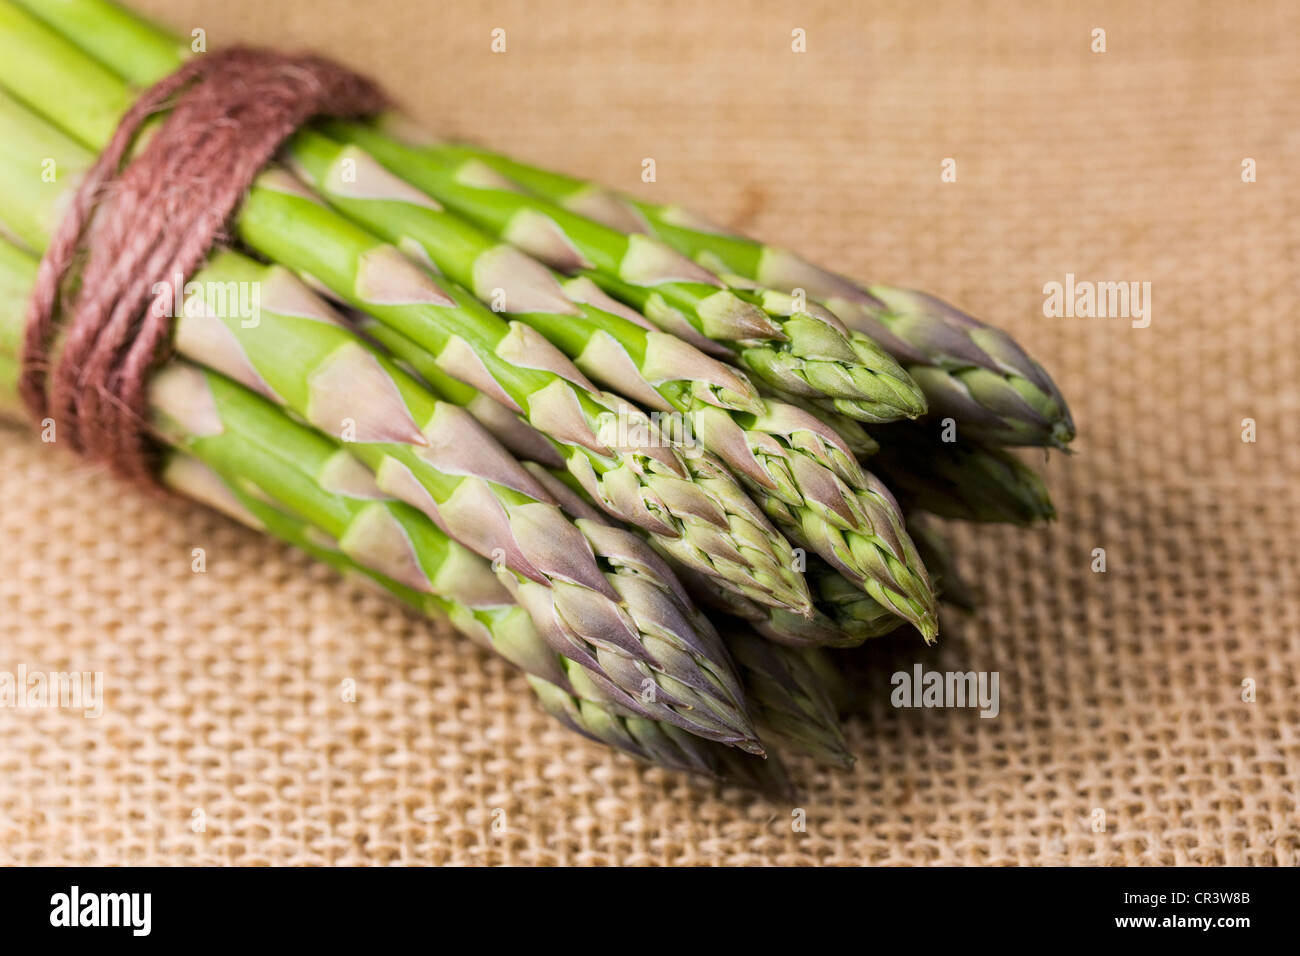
[21,47,387,483]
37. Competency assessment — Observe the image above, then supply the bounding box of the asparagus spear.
[723,632,854,768]
[678,559,902,649]
[509,459,856,771]
[906,514,978,611]
[376,321,939,638]
[470,458,852,768]
[457,444,870,767]
[0,133,761,753]
[869,423,1056,525]
[417,142,1075,447]
[0,3,812,616]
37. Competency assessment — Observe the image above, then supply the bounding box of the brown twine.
[21,48,388,484]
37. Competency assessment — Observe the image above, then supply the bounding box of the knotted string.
[22,48,388,483]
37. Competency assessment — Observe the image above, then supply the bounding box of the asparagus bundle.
[0,0,944,636]
[0,0,1072,788]
[0,2,813,617]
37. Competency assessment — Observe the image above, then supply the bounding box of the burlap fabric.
[1,0,1296,865]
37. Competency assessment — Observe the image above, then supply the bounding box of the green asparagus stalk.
[0,105,761,751]
[0,2,812,616]
[415,143,1075,447]
[378,321,939,638]
[870,423,1056,525]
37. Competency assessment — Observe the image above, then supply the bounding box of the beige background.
[1,0,1297,864]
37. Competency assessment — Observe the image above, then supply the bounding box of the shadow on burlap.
[1,0,1296,864]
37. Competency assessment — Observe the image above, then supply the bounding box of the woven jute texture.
[1,0,1297,866]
